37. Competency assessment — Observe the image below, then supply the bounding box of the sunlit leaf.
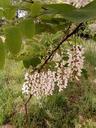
[30,2,42,17]
[0,0,11,7]
[19,19,35,38]
[3,6,16,20]
[5,26,22,55]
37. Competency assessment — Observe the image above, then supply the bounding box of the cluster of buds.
[22,45,85,97]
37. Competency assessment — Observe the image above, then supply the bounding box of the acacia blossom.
[22,45,85,97]
[22,67,69,97]
[56,62,70,92]
[67,45,85,80]
[22,70,56,97]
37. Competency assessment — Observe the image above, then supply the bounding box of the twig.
[25,94,33,106]
[24,103,29,128]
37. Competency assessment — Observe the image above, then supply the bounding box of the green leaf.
[3,6,16,20]
[30,2,42,17]
[0,39,5,69]
[19,19,35,38]
[0,0,11,7]
[44,3,75,15]
[44,0,96,23]
[23,57,41,68]
[5,26,22,55]
[41,17,66,25]
[35,23,55,33]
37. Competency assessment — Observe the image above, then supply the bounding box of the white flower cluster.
[64,0,93,8]
[22,70,56,97]
[56,63,70,92]
[67,45,85,80]
[22,45,84,97]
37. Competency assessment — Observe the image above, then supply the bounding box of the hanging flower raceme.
[22,70,56,97]
[22,45,85,97]
[56,62,70,92]
[67,45,85,80]
[22,68,70,97]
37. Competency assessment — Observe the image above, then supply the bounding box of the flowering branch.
[38,23,83,72]
[24,23,83,105]
[7,23,83,124]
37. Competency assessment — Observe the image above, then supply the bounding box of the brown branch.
[25,94,33,106]
[24,94,32,127]
[38,23,83,72]
[24,103,29,128]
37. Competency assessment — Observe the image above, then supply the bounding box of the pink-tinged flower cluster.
[22,45,85,97]
[22,68,70,97]
[22,70,56,97]
[56,62,70,92]
[67,45,85,80]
